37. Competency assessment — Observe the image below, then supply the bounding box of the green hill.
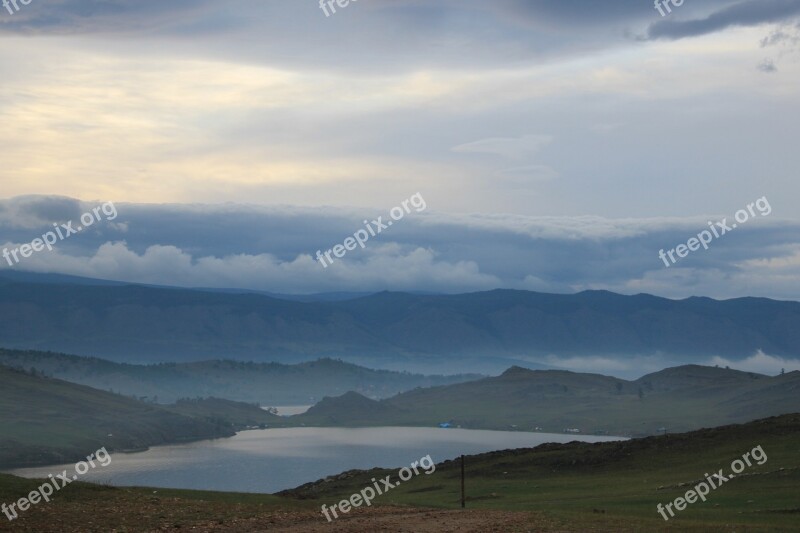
[292,365,800,436]
[0,366,280,468]
[299,391,407,426]
[278,413,800,531]
[165,397,281,429]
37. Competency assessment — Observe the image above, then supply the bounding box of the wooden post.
[460,454,465,508]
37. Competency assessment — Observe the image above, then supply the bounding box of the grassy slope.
[293,365,800,436]
[166,397,282,428]
[280,413,800,531]
[0,414,797,531]
[0,366,279,468]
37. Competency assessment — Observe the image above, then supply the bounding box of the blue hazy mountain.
[0,272,797,373]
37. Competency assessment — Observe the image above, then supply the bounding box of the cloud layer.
[1,196,799,300]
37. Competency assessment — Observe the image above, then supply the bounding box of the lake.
[8,427,623,493]
[268,405,311,416]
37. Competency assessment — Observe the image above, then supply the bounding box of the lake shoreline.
[5,427,625,494]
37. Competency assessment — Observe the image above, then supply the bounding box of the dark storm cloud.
[0,0,215,32]
[500,0,670,24]
[0,0,759,71]
[0,196,83,229]
[646,0,800,40]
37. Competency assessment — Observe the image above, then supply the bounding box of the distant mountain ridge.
[0,272,798,372]
[0,270,373,302]
[0,348,481,405]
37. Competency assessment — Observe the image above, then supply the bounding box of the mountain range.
[1,271,798,373]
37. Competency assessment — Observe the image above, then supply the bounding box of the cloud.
[757,22,800,69]
[453,135,557,187]
[0,0,216,33]
[0,240,500,294]
[646,0,800,41]
[0,0,737,72]
[0,0,576,70]
[452,135,553,160]
[708,350,800,375]
[0,195,83,229]
[758,58,778,71]
[760,26,800,46]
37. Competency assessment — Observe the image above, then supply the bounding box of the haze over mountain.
[0,270,374,303]
[0,348,480,405]
[1,274,799,374]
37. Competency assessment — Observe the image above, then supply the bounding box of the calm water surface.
[269,405,311,416]
[8,427,623,493]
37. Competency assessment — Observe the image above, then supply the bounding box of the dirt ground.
[242,507,537,533]
[0,492,546,533]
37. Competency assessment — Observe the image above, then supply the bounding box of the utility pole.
[460,454,465,509]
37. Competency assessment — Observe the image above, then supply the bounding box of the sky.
[1,0,799,299]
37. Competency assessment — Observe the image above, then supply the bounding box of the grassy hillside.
[0,348,481,404]
[280,413,800,531]
[0,366,280,468]
[298,391,407,426]
[292,365,800,436]
[166,397,281,428]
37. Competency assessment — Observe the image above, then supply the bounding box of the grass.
[280,413,800,531]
